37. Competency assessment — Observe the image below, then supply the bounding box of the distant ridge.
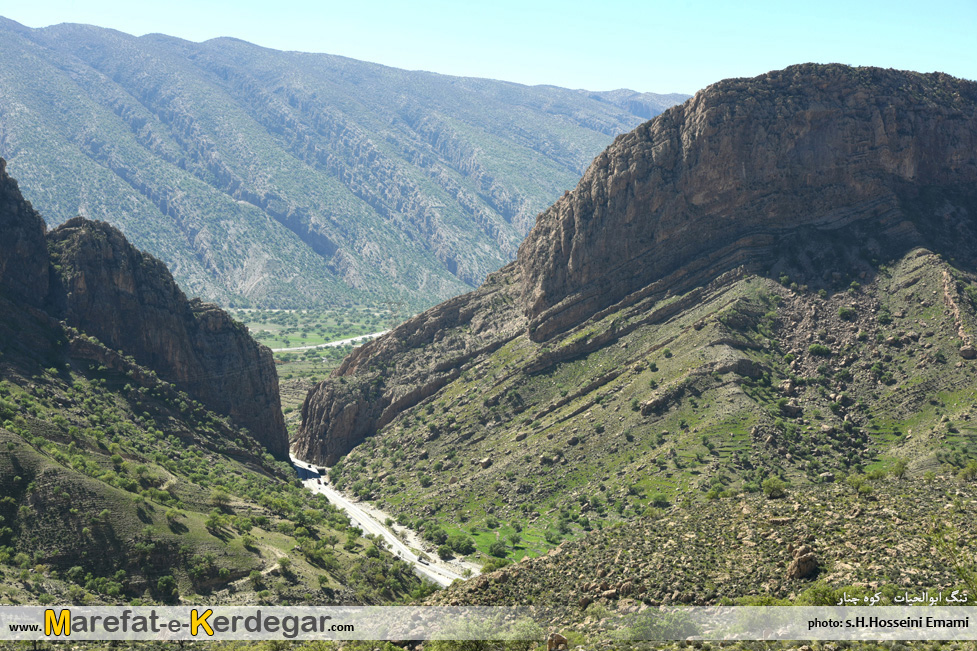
[0,17,687,308]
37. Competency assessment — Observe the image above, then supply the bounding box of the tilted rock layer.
[517,64,977,340]
[295,64,977,466]
[0,161,287,458]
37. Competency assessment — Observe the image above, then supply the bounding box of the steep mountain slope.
[0,154,286,457]
[0,17,686,309]
[428,479,976,614]
[0,160,421,605]
[294,64,977,563]
[46,218,287,457]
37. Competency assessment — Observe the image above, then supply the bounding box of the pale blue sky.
[3,0,975,94]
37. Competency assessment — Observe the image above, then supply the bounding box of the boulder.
[786,544,818,579]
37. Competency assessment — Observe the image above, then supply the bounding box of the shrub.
[959,460,977,482]
[838,307,857,321]
[481,557,511,573]
[892,458,909,480]
[649,492,670,508]
[762,477,787,499]
[866,468,886,482]
[808,344,831,357]
[846,473,873,495]
[156,575,178,599]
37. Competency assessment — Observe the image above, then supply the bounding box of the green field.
[231,307,391,350]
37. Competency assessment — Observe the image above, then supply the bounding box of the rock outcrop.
[517,64,977,340]
[0,159,49,306]
[46,218,287,458]
[297,64,977,465]
[295,271,525,464]
[0,160,287,458]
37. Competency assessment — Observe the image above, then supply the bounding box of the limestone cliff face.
[0,159,48,306]
[296,64,977,465]
[45,217,288,458]
[293,267,525,464]
[517,64,977,340]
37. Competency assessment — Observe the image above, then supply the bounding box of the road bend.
[290,455,466,587]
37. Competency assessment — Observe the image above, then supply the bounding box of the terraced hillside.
[0,16,686,309]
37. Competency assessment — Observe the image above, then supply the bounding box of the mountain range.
[0,16,686,309]
[3,57,977,637]
[0,156,428,605]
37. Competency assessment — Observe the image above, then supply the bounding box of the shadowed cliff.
[0,159,288,458]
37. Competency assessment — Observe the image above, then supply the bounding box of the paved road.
[272,330,389,352]
[290,456,464,587]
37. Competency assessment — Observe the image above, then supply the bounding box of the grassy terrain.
[0,298,424,607]
[230,307,391,351]
[324,248,977,572]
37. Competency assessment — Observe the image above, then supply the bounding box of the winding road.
[290,455,469,587]
[271,330,388,352]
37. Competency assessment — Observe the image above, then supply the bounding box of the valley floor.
[290,455,480,587]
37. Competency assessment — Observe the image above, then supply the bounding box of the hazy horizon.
[3,0,975,95]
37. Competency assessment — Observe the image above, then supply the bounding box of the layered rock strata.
[296,64,977,464]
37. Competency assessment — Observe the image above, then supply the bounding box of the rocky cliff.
[0,160,287,458]
[46,218,288,457]
[294,64,977,468]
[0,159,49,306]
[518,64,977,340]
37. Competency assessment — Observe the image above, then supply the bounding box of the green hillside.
[0,294,422,606]
[0,17,685,309]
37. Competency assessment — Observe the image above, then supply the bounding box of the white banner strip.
[0,607,538,641]
[2,605,977,641]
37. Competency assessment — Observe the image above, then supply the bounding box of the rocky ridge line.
[0,160,288,458]
[296,64,977,466]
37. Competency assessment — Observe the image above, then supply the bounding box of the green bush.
[808,344,831,357]
[649,492,670,508]
[892,458,909,480]
[762,477,787,499]
[959,460,977,482]
[448,534,476,555]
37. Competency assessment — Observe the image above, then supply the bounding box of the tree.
[762,476,787,499]
[892,458,909,480]
[211,489,230,510]
[488,540,508,558]
[156,575,178,599]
